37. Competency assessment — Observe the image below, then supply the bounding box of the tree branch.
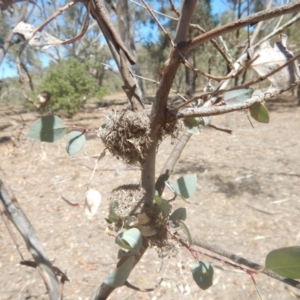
[186,1,300,52]
[89,0,144,111]
[155,131,192,196]
[171,87,284,119]
[0,180,61,300]
[141,0,197,193]
[253,12,300,47]
[249,0,273,46]
[188,237,300,290]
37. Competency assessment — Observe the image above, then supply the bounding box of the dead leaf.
[13,21,62,49]
[248,34,300,89]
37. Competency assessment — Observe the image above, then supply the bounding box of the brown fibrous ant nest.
[108,184,170,249]
[98,110,183,166]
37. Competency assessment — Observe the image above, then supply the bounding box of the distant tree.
[37,58,106,117]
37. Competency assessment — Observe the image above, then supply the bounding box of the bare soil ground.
[0,96,300,300]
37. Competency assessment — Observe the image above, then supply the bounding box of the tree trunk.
[116,0,146,102]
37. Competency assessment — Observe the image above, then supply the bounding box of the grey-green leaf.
[191,261,214,290]
[66,131,86,155]
[154,195,172,215]
[108,202,120,223]
[172,174,197,199]
[177,219,193,245]
[104,255,135,287]
[199,116,212,127]
[115,228,143,255]
[27,115,66,142]
[265,246,300,278]
[184,117,200,135]
[118,249,129,259]
[224,88,253,105]
[169,208,187,228]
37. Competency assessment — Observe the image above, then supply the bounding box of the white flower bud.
[85,189,102,219]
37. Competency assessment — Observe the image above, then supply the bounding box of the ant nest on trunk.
[108,184,170,249]
[98,109,182,166]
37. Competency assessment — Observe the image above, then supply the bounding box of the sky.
[1,0,228,79]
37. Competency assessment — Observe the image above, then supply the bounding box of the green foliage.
[66,131,86,156]
[37,59,104,117]
[154,194,172,215]
[27,115,66,143]
[191,261,214,290]
[224,88,254,105]
[169,208,187,224]
[166,174,198,200]
[115,228,143,255]
[177,219,193,245]
[265,246,300,278]
[250,103,270,123]
[184,117,201,135]
[199,116,212,127]
[103,255,136,288]
[106,202,120,224]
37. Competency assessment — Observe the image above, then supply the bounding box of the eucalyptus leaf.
[184,117,200,135]
[172,174,197,199]
[101,110,115,128]
[118,249,129,259]
[27,115,66,142]
[154,195,172,215]
[115,228,143,255]
[165,181,176,194]
[108,202,120,223]
[191,261,214,290]
[169,208,187,228]
[66,131,86,155]
[224,88,253,105]
[177,219,193,245]
[199,116,212,127]
[265,246,300,278]
[250,103,270,123]
[104,255,135,288]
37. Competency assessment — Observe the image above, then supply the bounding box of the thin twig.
[173,85,291,119]
[168,0,180,17]
[129,0,178,21]
[90,0,143,111]
[172,48,300,117]
[27,1,78,44]
[209,123,233,134]
[187,2,300,52]
[190,23,234,70]
[132,73,188,102]
[140,0,175,47]
[249,0,273,46]
[155,131,192,196]
[182,54,258,82]
[253,12,300,47]
[184,236,300,290]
